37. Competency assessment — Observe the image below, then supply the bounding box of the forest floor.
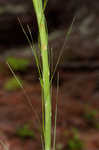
[0,62,99,150]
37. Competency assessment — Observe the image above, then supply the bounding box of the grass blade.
[6,62,42,130]
[51,16,76,83]
[18,18,42,82]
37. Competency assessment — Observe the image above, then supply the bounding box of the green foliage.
[0,62,7,74]
[67,129,83,150]
[84,109,99,129]
[4,77,23,91]
[67,139,83,150]
[6,57,30,71]
[16,124,35,139]
[84,109,97,121]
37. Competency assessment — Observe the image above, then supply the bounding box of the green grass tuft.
[84,109,97,121]
[4,77,23,91]
[84,109,99,129]
[67,138,83,150]
[6,57,30,71]
[16,124,35,139]
[67,128,84,150]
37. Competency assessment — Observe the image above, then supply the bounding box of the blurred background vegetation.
[0,0,99,66]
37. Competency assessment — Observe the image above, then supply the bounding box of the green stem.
[32,1,51,150]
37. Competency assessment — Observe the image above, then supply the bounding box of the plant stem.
[32,1,51,150]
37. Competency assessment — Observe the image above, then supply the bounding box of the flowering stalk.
[32,1,51,150]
